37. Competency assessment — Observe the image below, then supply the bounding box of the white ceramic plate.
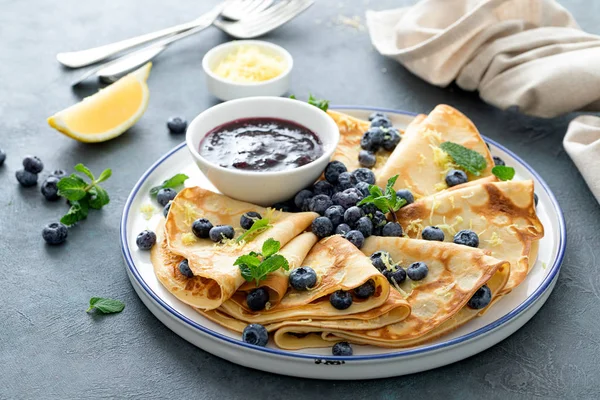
[121,107,565,380]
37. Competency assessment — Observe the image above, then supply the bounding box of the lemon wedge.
[48,63,151,143]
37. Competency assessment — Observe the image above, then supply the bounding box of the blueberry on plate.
[332,341,353,356]
[192,218,213,238]
[445,169,468,187]
[23,155,43,174]
[534,193,539,207]
[352,168,376,185]
[324,161,347,184]
[42,222,68,245]
[360,128,384,152]
[467,285,492,309]
[136,230,156,250]
[358,150,376,168]
[178,259,194,278]
[353,279,375,299]
[454,229,479,248]
[325,205,345,227]
[289,266,318,291]
[335,223,351,235]
[50,169,67,179]
[368,112,386,121]
[407,262,428,281]
[355,216,373,238]
[294,189,313,211]
[163,203,172,218]
[330,290,353,310]
[336,172,354,191]
[334,190,361,210]
[371,211,387,228]
[493,156,505,166]
[382,128,401,151]
[344,206,364,227]
[16,169,38,187]
[395,189,414,205]
[313,180,334,197]
[421,226,444,241]
[0,149,6,166]
[246,287,270,311]
[355,181,371,197]
[370,116,392,129]
[345,230,365,249]
[309,194,333,215]
[209,225,235,242]
[271,201,293,212]
[41,176,60,201]
[242,323,269,347]
[312,216,334,238]
[370,251,391,272]
[386,267,406,285]
[156,188,177,207]
[240,211,261,230]
[359,203,378,218]
[382,222,403,237]
[167,116,188,134]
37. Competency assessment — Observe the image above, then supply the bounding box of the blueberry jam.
[200,118,323,172]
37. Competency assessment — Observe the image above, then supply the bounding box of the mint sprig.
[87,297,125,314]
[150,173,189,197]
[236,218,272,243]
[235,238,289,286]
[440,142,487,176]
[57,163,112,226]
[290,93,329,112]
[492,165,515,181]
[357,175,407,222]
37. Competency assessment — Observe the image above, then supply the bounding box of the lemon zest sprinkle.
[181,233,197,246]
[484,232,504,247]
[140,203,156,220]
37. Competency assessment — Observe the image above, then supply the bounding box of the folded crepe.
[156,186,317,310]
[377,104,495,197]
[396,180,544,294]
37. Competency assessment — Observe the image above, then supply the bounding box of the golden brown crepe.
[396,180,544,294]
[377,104,494,198]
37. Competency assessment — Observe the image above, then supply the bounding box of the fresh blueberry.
[371,211,387,228]
[157,188,177,207]
[370,116,392,128]
[382,222,403,237]
[325,205,345,226]
[493,156,505,166]
[41,176,60,201]
[445,169,468,187]
[332,341,353,356]
[16,169,38,187]
[178,259,194,278]
[309,194,333,215]
[240,211,261,230]
[23,156,43,174]
[354,279,375,299]
[360,128,384,152]
[467,285,492,309]
[0,149,6,166]
[359,203,377,218]
[344,206,364,227]
[534,193,539,207]
[313,180,334,197]
[368,112,386,121]
[246,287,270,311]
[167,117,188,134]
[242,323,269,346]
[407,262,428,280]
[358,150,376,168]
[272,201,293,212]
[422,226,444,241]
[324,161,348,184]
[334,190,362,210]
[453,229,479,247]
[352,168,376,185]
[329,290,353,310]
[136,230,156,250]
[294,189,313,211]
[370,251,391,272]
[335,223,351,235]
[42,222,68,245]
[289,266,318,291]
[344,187,364,200]
[355,181,371,197]
[163,203,171,218]
[386,267,407,285]
[395,189,414,205]
[209,225,235,242]
[382,128,401,151]
[192,218,213,238]
[336,172,354,191]
[50,169,67,179]
[345,230,365,248]
[355,216,373,238]
[312,216,334,238]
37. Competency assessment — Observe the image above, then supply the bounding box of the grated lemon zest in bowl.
[213,45,286,83]
[140,203,156,220]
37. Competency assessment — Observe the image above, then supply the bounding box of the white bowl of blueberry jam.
[186,96,340,206]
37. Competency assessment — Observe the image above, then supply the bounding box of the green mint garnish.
[439,142,487,176]
[87,297,125,314]
[235,238,289,286]
[236,218,272,243]
[357,174,406,222]
[289,93,329,112]
[150,173,189,197]
[492,165,515,181]
[57,163,112,226]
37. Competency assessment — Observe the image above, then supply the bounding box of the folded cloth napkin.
[366,0,600,118]
[563,116,600,203]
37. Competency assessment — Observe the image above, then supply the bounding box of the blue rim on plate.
[120,106,566,361]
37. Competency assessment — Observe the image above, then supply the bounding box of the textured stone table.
[1,0,599,398]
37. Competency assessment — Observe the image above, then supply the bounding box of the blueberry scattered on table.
[294,189,313,210]
[335,223,351,235]
[355,216,373,238]
[41,176,60,201]
[209,225,235,242]
[156,188,177,207]
[395,189,414,205]
[352,168,376,185]
[407,262,428,281]
[422,226,444,241]
[332,341,353,356]
[453,229,479,248]
[136,230,156,250]
[370,116,392,129]
[312,216,334,238]
[15,169,38,187]
[385,267,406,285]
[0,149,6,166]
[358,150,376,168]
[330,290,353,310]
[345,230,365,249]
[493,156,505,166]
[240,211,261,230]
[289,266,318,291]
[42,222,68,245]
[163,203,171,218]
[178,259,194,278]
[242,323,269,347]
[382,128,401,151]
[336,171,354,191]
[324,161,347,184]
[368,112,386,121]
[167,117,188,134]
[344,206,364,227]
[382,222,403,237]
[309,194,333,215]
[353,279,375,299]
[50,169,67,179]
[313,180,334,197]
[355,181,371,197]
[445,169,468,187]
[23,155,43,174]
[192,218,213,238]
[370,251,391,272]
[467,285,492,309]
[325,205,345,227]
[246,287,270,311]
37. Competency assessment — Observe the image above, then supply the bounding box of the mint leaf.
[492,165,515,181]
[289,95,297,99]
[373,197,391,213]
[95,169,112,184]
[235,239,289,286]
[260,254,289,275]
[369,185,383,197]
[88,186,110,209]
[262,238,280,258]
[57,175,87,201]
[150,173,189,197]
[394,197,407,211]
[385,175,399,192]
[74,163,94,180]
[357,195,374,207]
[58,164,112,225]
[60,199,89,226]
[87,297,125,314]
[234,254,262,269]
[440,142,487,176]
[239,265,254,283]
[236,218,272,243]
[308,94,329,112]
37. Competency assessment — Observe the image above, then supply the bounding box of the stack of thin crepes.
[151,104,544,350]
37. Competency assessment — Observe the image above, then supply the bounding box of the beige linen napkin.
[366,0,600,118]
[563,116,600,203]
